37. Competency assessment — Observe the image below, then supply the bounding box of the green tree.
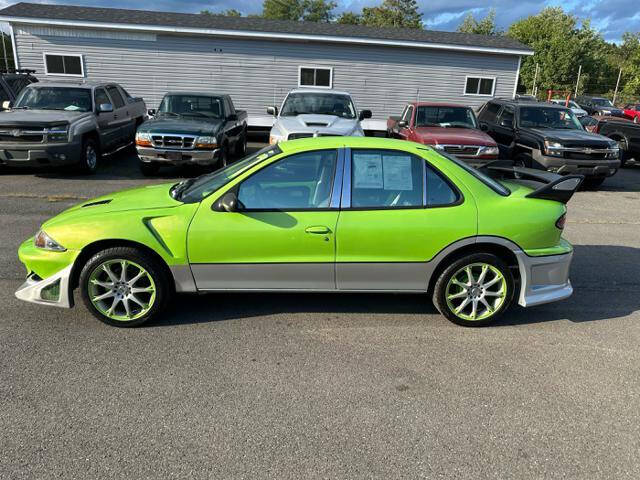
[200,8,242,16]
[336,11,361,25]
[457,8,500,35]
[360,0,423,29]
[261,0,336,22]
[618,33,640,99]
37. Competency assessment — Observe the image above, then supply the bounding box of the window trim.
[43,52,85,77]
[344,148,463,211]
[298,65,333,89]
[463,75,496,97]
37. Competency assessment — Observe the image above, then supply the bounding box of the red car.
[387,102,499,165]
[623,104,640,123]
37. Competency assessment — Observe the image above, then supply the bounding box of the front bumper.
[533,150,620,177]
[137,146,220,166]
[515,250,573,307]
[15,264,74,308]
[0,140,83,167]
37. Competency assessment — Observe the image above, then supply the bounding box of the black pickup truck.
[0,69,38,108]
[477,98,621,188]
[580,115,640,167]
[135,92,247,175]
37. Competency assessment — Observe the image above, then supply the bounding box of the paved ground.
[1,145,640,479]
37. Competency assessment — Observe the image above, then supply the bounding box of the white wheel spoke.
[92,290,115,302]
[119,261,128,282]
[107,296,121,315]
[452,279,468,289]
[447,291,467,300]
[102,264,118,283]
[479,297,493,314]
[122,297,132,317]
[484,290,504,297]
[455,297,470,314]
[470,299,478,319]
[131,286,154,294]
[477,265,489,284]
[91,278,113,289]
[128,294,147,309]
[128,270,146,286]
[465,266,474,284]
[484,274,502,288]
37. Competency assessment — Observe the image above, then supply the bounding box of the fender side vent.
[82,199,112,207]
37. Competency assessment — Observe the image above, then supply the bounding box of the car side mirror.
[2,100,12,110]
[398,120,408,128]
[359,109,372,121]
[147,108,156,117]
[480,123,489,131]
[212,191,242,212]
[227,113,238,121]
[499,119,513,128]
[98,103,114,113]
[267,106,278,116]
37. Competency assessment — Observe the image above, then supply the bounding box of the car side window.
[426,164,458,206]
[479,102,501,123]
[94,88,110,110]
[351,150,423,208]
[238,150,337,210]
[498,106,515,127]
[106,86,125,109]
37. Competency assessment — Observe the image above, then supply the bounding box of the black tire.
[219,143,229,168]
[79,246,172,327]
[140,162,160,176]
[615,139,630,167]
[78,137,99,174]
[234,130,247,158]
[432,253,515,327]
[582,176,606,190]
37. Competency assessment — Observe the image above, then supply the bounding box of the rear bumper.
[515,250,573,307]
[137,146,220,166]
[0,141,82,166]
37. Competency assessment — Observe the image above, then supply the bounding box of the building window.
[464,76,495,96]
[43,53,84,77]
[299,66,332,88]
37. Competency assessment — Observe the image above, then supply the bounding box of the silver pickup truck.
[0,81,146,173]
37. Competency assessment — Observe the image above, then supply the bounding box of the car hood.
[274,114,360,137]
[528,128,614,147]
[0,109,90,127]
[43,183,182,228]
[571,107,588,116]
[412,127,496,146]
[140,116,223,136]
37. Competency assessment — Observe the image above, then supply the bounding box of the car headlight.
[34,230,66,251]
[46,126,69,143]
[195,136,218,149]
[478,146,499,156]
[544,140,564,156]
[135,132,152,147]
[601,110,611,115]
[433,144,445,150]
[269,130,285,145]
[607,142,620,158]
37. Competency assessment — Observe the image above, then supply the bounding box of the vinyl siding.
[13,24,519,124]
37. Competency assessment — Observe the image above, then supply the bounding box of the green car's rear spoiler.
[479,161,584,204]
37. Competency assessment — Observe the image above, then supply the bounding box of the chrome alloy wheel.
[445,263,507,321]
[88,259,156,321]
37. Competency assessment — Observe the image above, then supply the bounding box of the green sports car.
[15,137,582,327]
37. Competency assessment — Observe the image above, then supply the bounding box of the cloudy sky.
[0,0,636,42]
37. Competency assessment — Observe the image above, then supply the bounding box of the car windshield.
[592,98,614,107]
[519,107,583,130]
[280,93,356,118]
[415,106,477,129]
[14,87,92,112]
[158,94,224,119]
[178,145,282,203]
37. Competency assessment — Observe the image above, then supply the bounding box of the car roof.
[288,88,352,96]
[26,80,106,89]
[495,99,567,109]
[165,91,227,97]
[411,102,472,108]
[277,136,427,153]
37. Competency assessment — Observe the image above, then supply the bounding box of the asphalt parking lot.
[2,144,640,479]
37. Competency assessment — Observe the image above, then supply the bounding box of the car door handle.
[305,226,331,234]
[113,114,118,119]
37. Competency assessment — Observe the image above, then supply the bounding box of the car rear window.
[441,152,510,196]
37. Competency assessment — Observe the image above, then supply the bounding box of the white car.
[267,88,371,144]
[550,99,588,118]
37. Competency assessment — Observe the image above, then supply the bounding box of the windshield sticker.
[383,155,413,191]
[353,154,383,189]
[64,105,82,111]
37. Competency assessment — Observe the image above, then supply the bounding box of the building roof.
[0,2,533,56]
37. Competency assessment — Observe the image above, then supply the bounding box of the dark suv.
[0,69,38,108]
[477,99,620,188]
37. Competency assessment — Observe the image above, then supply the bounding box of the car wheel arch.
[70,238,174,291]
[426,238,521,297]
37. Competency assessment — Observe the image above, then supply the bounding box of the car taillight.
[555,213,566,230]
